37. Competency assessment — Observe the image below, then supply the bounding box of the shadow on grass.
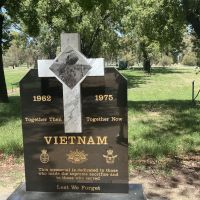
[128,100,200,158]
[0,96,21,126]
[150,67,190,74]
[126,74,149,89]
[130,153,200,200]
[0,96,23,157]
[122,71,149,89]
[132,66,191,74]
[123,67,190,89]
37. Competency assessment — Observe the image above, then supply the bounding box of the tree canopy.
[1,0,200,102]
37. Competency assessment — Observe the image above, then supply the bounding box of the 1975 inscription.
[95,95,113,101]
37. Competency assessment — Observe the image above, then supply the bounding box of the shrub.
[182,53,197,66]
[159,55,173,66]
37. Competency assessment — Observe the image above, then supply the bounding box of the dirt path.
[0,154,199,200]
[0,155,24,199]
[130,169,199,200]
[130,154,200,200]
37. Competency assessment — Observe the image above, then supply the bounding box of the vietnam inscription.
[20,34,128,193]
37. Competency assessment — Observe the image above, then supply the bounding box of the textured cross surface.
[38,33,104,133]
[49,46,92,89]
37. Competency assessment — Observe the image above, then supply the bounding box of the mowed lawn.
[0,67,29,155]
[4,67,30,90]
[122,66,200,160]
[0,66,200,160]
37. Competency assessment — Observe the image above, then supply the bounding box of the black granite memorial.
[20,65,128,193]
[7,33,147,200]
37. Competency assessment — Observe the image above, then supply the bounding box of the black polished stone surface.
[20,68,128,193]
[7,184,146,200]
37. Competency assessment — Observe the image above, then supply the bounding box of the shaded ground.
[0,95,23,156]
[4,67,30,90]
[0,155,24,199]
[0,154,199,200]
[130,153,200,200]
[128,100,200,159]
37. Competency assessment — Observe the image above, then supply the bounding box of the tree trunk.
[82,12,111,57]
[143,58,151,73]
[183,0,200,39]
[141,43,151,73]
[0,13,9,103]
[186,13,200,39]
[34,58,38,69]
[48,50,56,59]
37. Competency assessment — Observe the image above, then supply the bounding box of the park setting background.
[0,1,200,200]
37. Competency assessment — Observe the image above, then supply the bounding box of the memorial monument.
[7,33,146,200]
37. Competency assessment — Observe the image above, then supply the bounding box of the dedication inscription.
[20,35,128,193]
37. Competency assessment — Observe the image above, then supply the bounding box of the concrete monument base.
[7,183,146,200]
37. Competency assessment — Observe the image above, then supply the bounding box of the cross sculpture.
[38,33,104,133]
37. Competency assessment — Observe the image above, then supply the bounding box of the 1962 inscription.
[33,95,52,102]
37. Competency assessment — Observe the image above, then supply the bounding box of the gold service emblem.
[40,149,49,164]
[103,147,118,164]
[67,149,88,164]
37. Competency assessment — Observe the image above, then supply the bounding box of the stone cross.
[38,33,104,133]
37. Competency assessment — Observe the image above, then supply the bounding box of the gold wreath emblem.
[40,149,49,164]
[66,149,88,164]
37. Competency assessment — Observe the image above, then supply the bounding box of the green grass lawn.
[4,67,30,90]
[122,66,200,160]
[0,66,200,161]
[0,95,23,155]
[0,67,30,155]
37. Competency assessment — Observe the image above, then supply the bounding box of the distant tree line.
[1,0,200,102]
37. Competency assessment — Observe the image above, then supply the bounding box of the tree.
[1,0,47,102]
[0,4,9,102]
[1,0,24,102]
[1,0,121,102]
[31,0,127,58]
[3,43,23,68]
[123,0,185,72]
[183,0,200,38]
[3,0,122,101]
[182,0,200,67]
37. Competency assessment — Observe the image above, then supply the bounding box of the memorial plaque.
[20,36,128,194]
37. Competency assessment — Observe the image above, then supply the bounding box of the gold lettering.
[44,136,52,144]
[87,136,95,145]
[97,136,108,145]
[60,136,67,144]
[77,136,86,144]
[54,136,58,144]
[68,136,76,144]
[43,136,108,145]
